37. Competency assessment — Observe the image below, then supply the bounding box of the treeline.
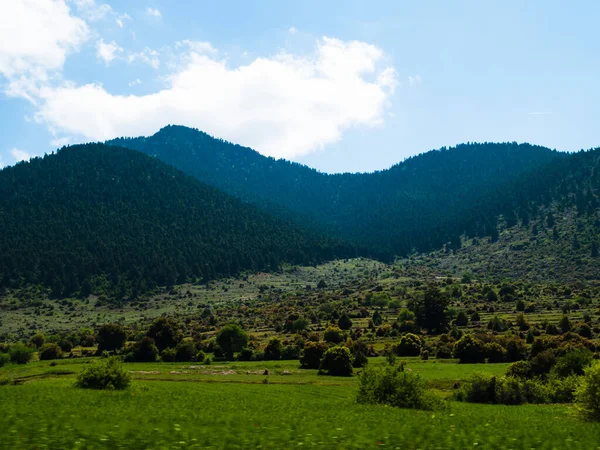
[0,144,357,298]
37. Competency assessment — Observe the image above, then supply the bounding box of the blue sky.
[1,0,599,173]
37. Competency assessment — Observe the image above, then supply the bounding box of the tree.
[453,334,486,363]
[9,343,33,364]
[215,324,249,358]
[30,333,45,348]
[300,341,328,369]
[337,313,353,330]
[134,337,159,362]
[323,326,344,344]
[410,286,450,332]
[97,324,127,352]
[38,343,63,360]
[455,311,469,327]
[372,310,383,326]
[395,333,422,356]
[175,342,196,362]
[319,346,353,376]
[264,337,283,360]
[146,318,182,351]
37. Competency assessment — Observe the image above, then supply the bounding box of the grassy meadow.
[1,357,599,450]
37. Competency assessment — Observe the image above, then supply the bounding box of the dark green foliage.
[485,343,507,363]
[558,315,572,333]
[395,333,422,356]
[0,352,10,367]
[30,333,45,348]
[575,362,600,421]
[215,324,249,358]
[0,143,355,295]
[131,337,159,362]
[263,337,283,361]
[195,350,206,363]
[110,127,563,258]
[96,324,127,352]
[551,349,593,378]
[160,348,176,362]
[9,344,33,364]
[337,313,353,330]
[454,311,468,327]
[146,318,182,352]
[74,357,130,390]
[38,343,63,361]
[323,326,344,344]
[299,341,328,369]
[356,363,439,410]
[410,286,450,332]
[281,345,301,360]
[371,310,383,326]
[319,346,353,376]
[453,334,486,363]
[175,342,196,362]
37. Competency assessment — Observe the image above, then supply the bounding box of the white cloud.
[176,40,217,55]
[0,0,89,101]
[10,148,31,163]
[128,78,142,87]
[146,7,161,17]
[127,48,159,69]
[408,75,421,87]
[72,0,111,21]
[116,13,132,28]
[34,37,398,159]
[96,39,123,65]
[289,26,298,35]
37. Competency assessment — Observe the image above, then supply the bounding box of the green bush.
[75,357,131,390]
[133,337,159,362]
[455,373,498,403]
[551,349,592,378]
[38,343,63,360]
[395,333,422,357]
[319,346,353,376]
[575,362,600,421]
[357,363,440,410]
[485,342,507,363]
[323,326,344,344]
[0,352,10,367]
[300,341,328,369]
[281,345,301,360]
[264,337,283,361]
[175,342,196,362]
[9,343,33,364]
[96,324,127,352]
[453,334,486,363]
[195,350,206,363]
[215,324,248,358]
[160,348,176,362]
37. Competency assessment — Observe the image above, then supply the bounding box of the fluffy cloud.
[10,148,31,163]
[96,39,123,65]
[0,0,89,100]
[34,37,397,158]
[127,47,160,69]
[146,7,161,17]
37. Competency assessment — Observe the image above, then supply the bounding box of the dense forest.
[0,144,358,298]
[108,126,566,256]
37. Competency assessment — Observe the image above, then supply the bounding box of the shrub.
[175,342,196,362]
[96,324,127,352]
[38,343,63,360]
[357,364,439,410]
[237,347,254,361]
[453,335,486,363]
[215,324,249,358]
[558,315,571,333]
[264,337,283,361]
[436,345,452,359]
[575,362,600,421]
[160,348,176,362]
[0,352,10,368]
[300,341,328,369]
[281,345,301,360]
[319,346,353,376]
[9,343,33,364]
[337,313,353,330]
[75,357,130,390]
[30,333,46,348]
[195,350,206,363]
[146,318,182,352]
[323,326,344,344]
[454,311,468,327]
[485,342,507,363]
[395,333,422,356]
[397,308,416,322]
[134,337,159,362]
[551,349,592,378]
[455,373,498,403]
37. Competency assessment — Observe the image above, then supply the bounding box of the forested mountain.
[0,144,358,298]
[108,126,565,257]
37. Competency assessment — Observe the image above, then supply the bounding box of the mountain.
[0,144,357,299]
[108,125,565,257]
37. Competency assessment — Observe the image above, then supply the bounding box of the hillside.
[0,144,357,298]
[108,126,565,257]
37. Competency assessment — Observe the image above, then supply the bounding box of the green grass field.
[1,358,599,449]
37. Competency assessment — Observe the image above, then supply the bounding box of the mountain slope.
[0,144,357,298]
[108,125,565,257]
